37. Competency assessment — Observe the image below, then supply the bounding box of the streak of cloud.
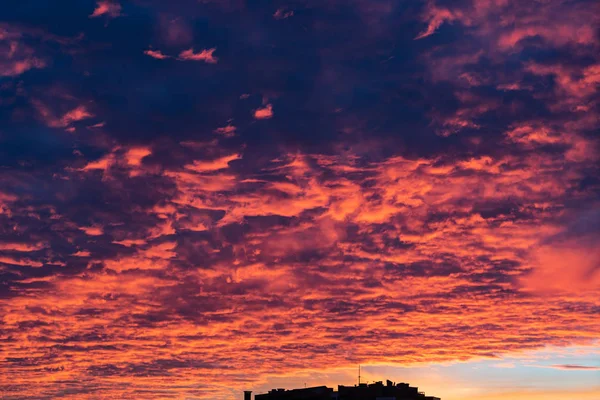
[178,48,218,63]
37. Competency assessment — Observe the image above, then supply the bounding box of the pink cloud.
[505,125,562,147]
[0,57,46,77]
[80,225,104,236]
[144,49,170,59]
[504,123,598,163]
[526,62,600,99]
[498,24,596,49]
[87,121,106,129]
[0,32,46,76]
[274,8,294,20]
[32,101,94,129]
[416,0,599,50]
[61,105,93,125]
[520,235,600,294]
[177,48,218,63]
[0,23,84,79]
[90,1,122,18]
[415,4,460,39]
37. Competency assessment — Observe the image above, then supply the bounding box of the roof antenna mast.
[358,364,361,385]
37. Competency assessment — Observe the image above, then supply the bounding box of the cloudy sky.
[1,0,599,399]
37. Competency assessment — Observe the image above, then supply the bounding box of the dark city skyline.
[253,379,441,400]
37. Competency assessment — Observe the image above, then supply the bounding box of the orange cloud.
[184,153,241,173]
[79,146,153,177]
[214,124,237,137]
[0,242,46,252]
[80,225,104,236]
[178,48,218,63]
[254,104,273,119]
[125,146,152,167]
[0,256,44,267]
[61,105,94,125]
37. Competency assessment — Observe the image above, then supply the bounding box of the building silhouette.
[252,379,440,400]
[255,386,333,400]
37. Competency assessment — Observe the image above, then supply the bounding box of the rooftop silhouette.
[250,379,440,400]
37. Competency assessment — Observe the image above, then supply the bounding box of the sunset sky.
[1,1,599,399]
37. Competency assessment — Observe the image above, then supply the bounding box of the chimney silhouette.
[244,390,252,400]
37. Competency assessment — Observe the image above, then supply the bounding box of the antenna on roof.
[358,364,361,385]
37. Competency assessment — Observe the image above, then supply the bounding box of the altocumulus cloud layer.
[0,0,599,399]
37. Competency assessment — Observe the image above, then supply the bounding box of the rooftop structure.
[255,386,333,400]
[251,379,440,400]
